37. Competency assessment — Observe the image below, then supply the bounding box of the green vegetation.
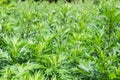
[0,0,120,80]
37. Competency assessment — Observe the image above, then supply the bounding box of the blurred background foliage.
[0,0,103,5]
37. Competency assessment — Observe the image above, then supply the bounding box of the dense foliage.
[0,0,120,80]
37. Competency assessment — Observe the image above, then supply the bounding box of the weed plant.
[0,0,120,80]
